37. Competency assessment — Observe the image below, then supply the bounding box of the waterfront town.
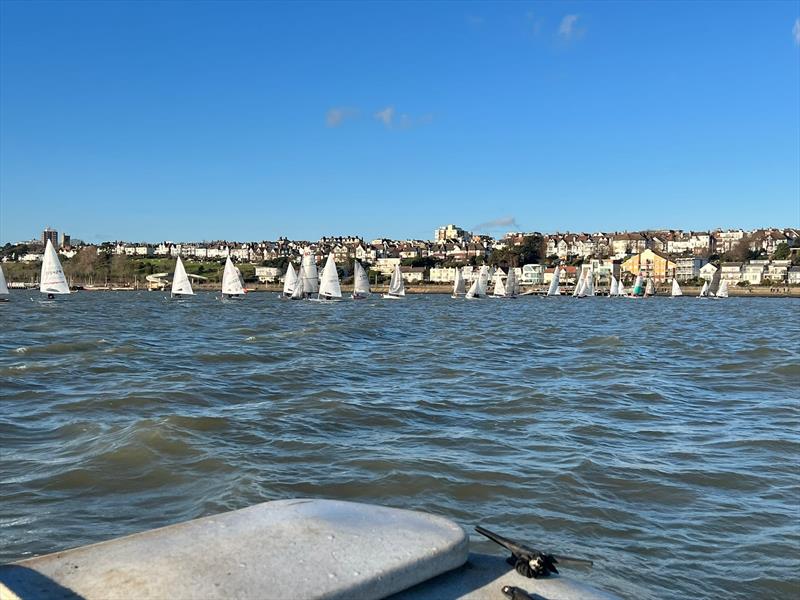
[2,224,799,290]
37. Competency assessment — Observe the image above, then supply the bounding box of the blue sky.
[1,1,798,243]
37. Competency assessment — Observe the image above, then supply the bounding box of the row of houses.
[541,228,798,259]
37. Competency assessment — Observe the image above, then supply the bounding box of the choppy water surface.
[1,292,798,598]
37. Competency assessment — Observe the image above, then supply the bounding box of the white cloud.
[326,107,357,127]
[558,14,580,40]
[375,106,396,128]
[793,18,800,46]
[474,217,519,231]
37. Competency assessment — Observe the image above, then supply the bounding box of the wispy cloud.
[375,106,395,128]
[326,107,358,127]
[558,14,582,40]
[525,11,543,36]
[793,18,800,46]
[473,217,519,232]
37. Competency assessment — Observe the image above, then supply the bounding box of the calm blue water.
[1,292,798,599]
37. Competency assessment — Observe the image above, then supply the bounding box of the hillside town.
[2,224,799,288]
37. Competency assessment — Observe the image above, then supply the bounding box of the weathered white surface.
[393,552,620,600]
[0,499,468,600]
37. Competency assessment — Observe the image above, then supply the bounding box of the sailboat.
[609,275,619,297]
[707,269,722,299]
[671,279,683,298]
[466,266,489,299]
[713,279,729,299]
[697,280,710,298]
[643,277,656,298]
[506,267,519,298]
[582,270,595,297]
[282,263,298,299]
[291,264,306,300]
[352,260,371,300]
[171,256,194,298]
[40,239,70,299]
[221,257,246,299]
[315,254,342,301]
[0,264,9,302]
[618,279,627,297]
[383,264,405,299]
[629,273,644,298]
[490,271,506,298]
[301,251,319,298]
[572,273,583,298]
[546,266,561,297]
[451,267,466,298]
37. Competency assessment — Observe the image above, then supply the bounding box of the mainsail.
[698,280,709,297]
[547,266,561,296]
[318,254,342,299]
[221,257,245,296]
[632,273,644,296]
[0,265,9,296]
[671,279,682,297]
[708,268,722,297]
[453,268,466,296]
[283,263,298,297]
[386,264,405,297]
[40,239,70,295]
[644,277,655,297]
[301,251,319,295]
[291,264,306,299]
[492,274,506,297]
[171,257,194,296]
[465,278,480,299]
[583,270,594,297]
[572,273,583,297]
[476,266,490,297]
[609,275,619,297]
[618,280,627,296]
[506,268,519,297]
[716,279,729,298]
[353,260,371,298]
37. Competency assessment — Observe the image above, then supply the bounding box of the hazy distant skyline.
[1,1,799,244]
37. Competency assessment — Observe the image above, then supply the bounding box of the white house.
[400,266,425,283]
[740,263,765,285]
[787,267,800,285]
[720,263,743,283]
[766,260,791,283]
[255,266,281,283]
[520,264,545,285]
[429,267,457,283]
[374,257,401,275]
[675,257,707,281]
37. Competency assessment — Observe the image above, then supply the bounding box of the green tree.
[773,242,790,260]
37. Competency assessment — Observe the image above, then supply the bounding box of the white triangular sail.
[609,275,619,297]
[222,257,245,296]
[40,239,70,295]
[318,254,342,299]
[353,261,371,297]
[492,275,506,297]
[644,278,655,297]
[387,264,405,297]
[301,251,319,295]
[0,265,8,295]
[618,280,627,296]
[671,279,682,297]
[716,279,729,298]
[476,266,490,297]
[698,280,709,298]
[506,268,518,297]
[171,257,194,296]
[584,270,594,297]
[283,263,298,297]
[572,274,583,297]
[453,268,465,296]
[547,266,561,296]
[465,278,480,299]
[292,264,305,299]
